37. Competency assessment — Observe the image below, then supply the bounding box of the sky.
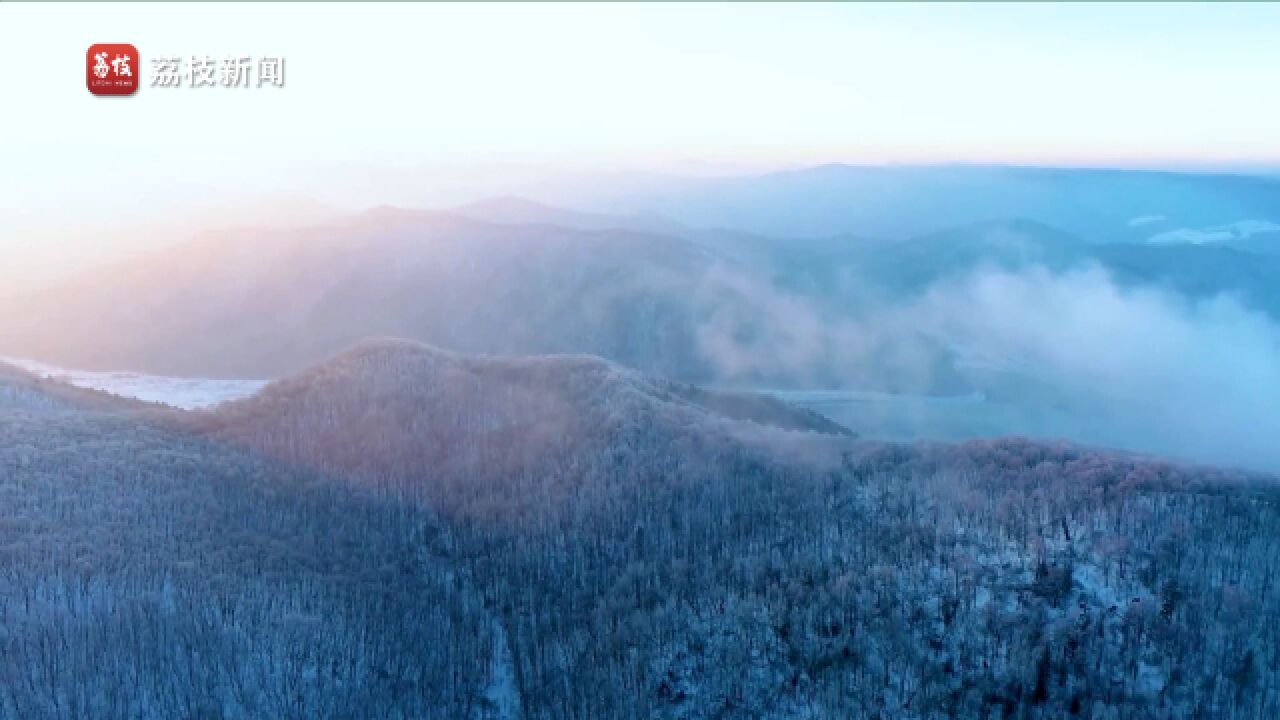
[2,2,1280,289]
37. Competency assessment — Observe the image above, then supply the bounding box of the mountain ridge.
[181,338,852,525]
[563,163,1280,241]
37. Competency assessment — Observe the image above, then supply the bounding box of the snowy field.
[0,357,266,410]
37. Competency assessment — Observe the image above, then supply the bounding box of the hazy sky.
[2,2,1280,288]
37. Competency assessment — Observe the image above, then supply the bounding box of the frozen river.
[1,356,266,410]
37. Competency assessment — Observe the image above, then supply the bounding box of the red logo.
[87,44,139,96]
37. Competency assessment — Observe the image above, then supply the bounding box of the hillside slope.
[190,340,1280,720]
[0,368,494,719]
[194,339,850,519]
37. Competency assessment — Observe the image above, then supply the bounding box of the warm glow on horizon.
[3,2,1280,291]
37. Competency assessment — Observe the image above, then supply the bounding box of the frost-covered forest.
[2,343,1276,719]
[8,1,1280,715]
[0,365,493,718]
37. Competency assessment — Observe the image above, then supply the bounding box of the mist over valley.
[7,166,1280,472]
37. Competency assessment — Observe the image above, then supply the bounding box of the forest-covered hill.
[191,343,1280,719]
[6,345,1273,718]
[0,361,503,719]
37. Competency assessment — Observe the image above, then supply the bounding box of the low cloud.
[693,265,956,394]
[694,260,1280,472]
[913,265,1280,470]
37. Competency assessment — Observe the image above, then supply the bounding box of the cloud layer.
[696,261,1280,471]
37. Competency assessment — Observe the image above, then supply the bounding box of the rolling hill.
[191,339,851,519]
[184,340,1280,719]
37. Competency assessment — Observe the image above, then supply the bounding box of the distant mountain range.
[552,164,1280,243]
[4,176,1280,395]
[0,203,956,391]
[0,208,721,380]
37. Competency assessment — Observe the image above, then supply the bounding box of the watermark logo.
[87,43,139,96]
[87,46,286,96]
[150,56,285,89]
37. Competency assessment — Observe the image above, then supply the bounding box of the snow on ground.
[479,618,523,720]
[0,356,266,410]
